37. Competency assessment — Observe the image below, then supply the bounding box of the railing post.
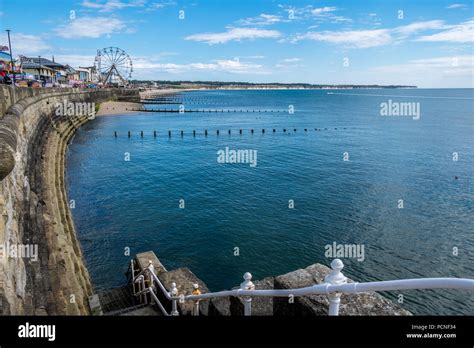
[192,283,201,316]
[137,275,147,304]
[147,260,155,286]
[324,259,347,316]
[170,282,179,316]
[147,260,155,304]
[136,275,142,302]
[240,272,255,316]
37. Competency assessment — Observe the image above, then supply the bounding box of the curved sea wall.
[0,86,140,314]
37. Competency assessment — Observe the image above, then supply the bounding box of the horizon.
[0,0,473,87]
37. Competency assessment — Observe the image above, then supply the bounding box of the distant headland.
[130,80,418,90]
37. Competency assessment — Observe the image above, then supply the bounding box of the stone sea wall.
[0,86,140,314]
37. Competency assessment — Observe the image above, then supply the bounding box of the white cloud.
[371,55,474,75]
[142,1,176,11]
[394,20,445,35]
[44,52,178,69]
[292,29,392,48]
[311,6,337,15]
[238,55,265,59]
[7,33,51,55]
[52,54,96,67]
[416,20,474,43]
[329,16,352,23]
[54,17,127,38]
[410,55,474,67]
[446,4,468,9]
[292,19,472,48]
[279,5,351,23]
[81,0,146,12]
[282,58,301,63]
[370,55,474,87]
[133,58,269,74]
[185,27,282,44]
[275,57,303,69]
[237,14,282,26]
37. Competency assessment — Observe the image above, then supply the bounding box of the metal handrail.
[133,258,474,316]
[134,261,174,300]
[182,278,474,300]
[147,287,171,316]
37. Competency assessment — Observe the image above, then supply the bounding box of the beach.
[96,101,144,116]
[96,89,194,116]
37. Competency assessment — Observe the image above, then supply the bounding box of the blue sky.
[0,0,473,87]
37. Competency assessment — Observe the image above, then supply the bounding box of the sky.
[0,0,473,87]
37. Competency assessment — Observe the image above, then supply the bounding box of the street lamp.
[5,29,16,88]
[37,55,41,85]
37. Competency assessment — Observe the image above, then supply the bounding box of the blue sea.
[66,89,474,315]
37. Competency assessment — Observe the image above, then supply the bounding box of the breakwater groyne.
[0,86,140,314]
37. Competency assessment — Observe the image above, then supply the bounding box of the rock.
[230,277,274,316]
[274,263,411,316]
[209,296,232,316]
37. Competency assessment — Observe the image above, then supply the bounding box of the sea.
[66,89,474,315]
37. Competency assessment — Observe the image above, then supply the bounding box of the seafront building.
[20,60,55,84]
[1,54,97,87]
[19,56,68,86]
[76,67,95,82]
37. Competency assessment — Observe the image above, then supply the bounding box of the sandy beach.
[96,101,144,116]
[139,88,194,99]
[96,89,192,116]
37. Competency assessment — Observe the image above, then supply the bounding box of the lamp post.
[37,55,41,85]
[5,29,16,88]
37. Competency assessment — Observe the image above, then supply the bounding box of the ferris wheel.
[94,47,133,85]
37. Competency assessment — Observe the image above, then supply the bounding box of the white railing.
[133,259,474,316]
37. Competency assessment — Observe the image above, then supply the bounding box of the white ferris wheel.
[94,47,133,85]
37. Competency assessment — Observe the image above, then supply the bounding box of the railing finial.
[192,283,201,316]
[240,272,255,316]
[241,272,255,291]
[243,272,253,282]
[145,260,155,291]
[325,259,348,316]
[325,258,347,285]
[171,282,178,295]
[331,258,344,271]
